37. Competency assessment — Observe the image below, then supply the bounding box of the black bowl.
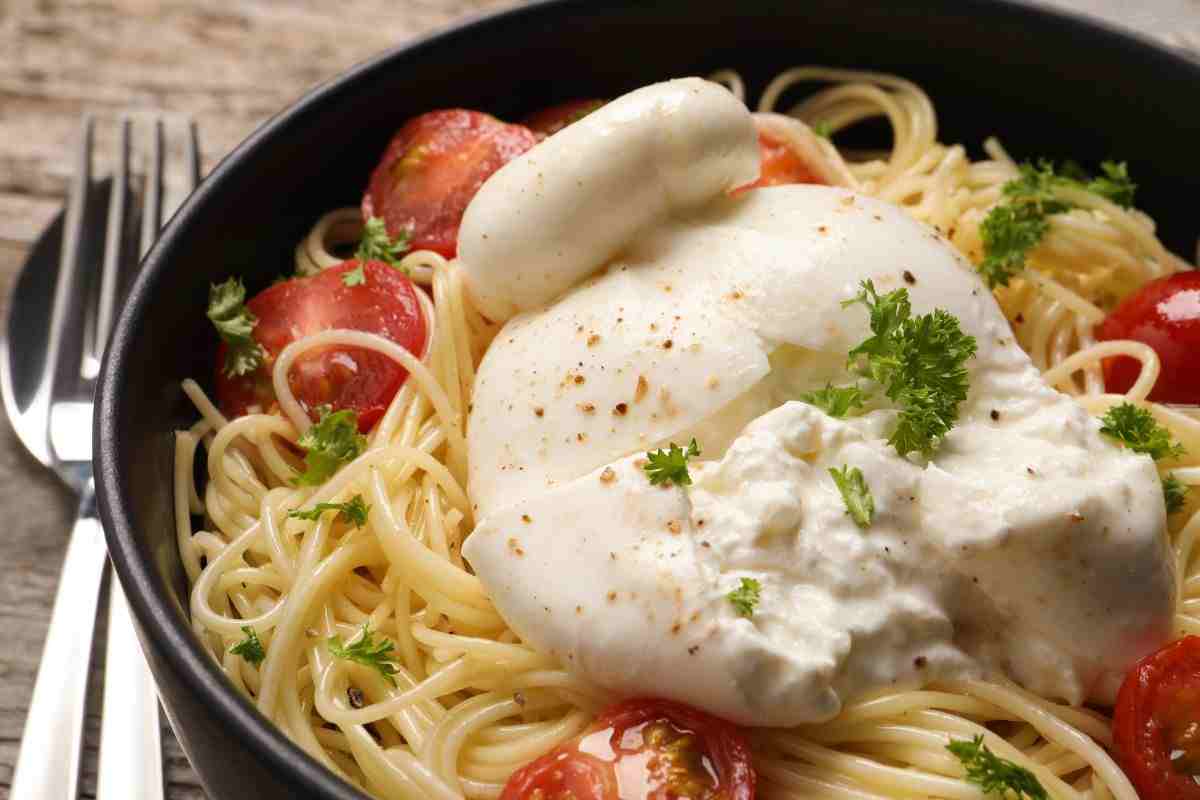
[95,1,1200,797]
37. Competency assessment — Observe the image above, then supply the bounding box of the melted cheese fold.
[459,80,1175,726]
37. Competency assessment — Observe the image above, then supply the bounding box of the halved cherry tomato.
[746,130,823,189]
[523,99,605,138]
[362,110,538,257]
[1113,635,1200,800]
[1096,270,1200,404]
[500,698,755,800]
[215,261,426,432]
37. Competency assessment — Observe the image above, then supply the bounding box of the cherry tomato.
[746,130,824,189]
[1096,271,1200,404]
[523,99,605,138]
[362,110,538,257]
[215,261,426,432]
[1113,636,1200,800]
[500,698,755,800]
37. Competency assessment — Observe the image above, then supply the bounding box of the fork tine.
[33,115,93,463]
[94,117,130,366]
[186,118,202,191]
[139,118,165,259]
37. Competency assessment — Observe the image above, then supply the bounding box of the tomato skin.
[362,110,538,257]
[1113,636,1200,800]
[214,261,426,432]
[523,99,605,138]
[499,748,618,800]
[746,130,823,189]
[500,698,756,800]
[1096,271,1200,404]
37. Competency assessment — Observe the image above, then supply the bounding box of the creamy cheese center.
[458,78,1175,726]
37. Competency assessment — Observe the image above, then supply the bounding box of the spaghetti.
[177,67,1199,799]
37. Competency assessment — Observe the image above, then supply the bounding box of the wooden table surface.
[0,1,1196,798]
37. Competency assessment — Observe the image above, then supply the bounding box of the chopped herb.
[978,159,1137,288]
[946,735,1048,799]
[644,439,701,487]
[800,383,865,418]
[355,216,411,270]
[328,623,399,686]
[207,277,264,377]
[978,202,1051,290]
[1099,402,1185,461]
[829,465,874,527]
[1086,160,1137,208]
[288,494,371,528]
[843,280,977,458]
[341,263,366,287]
[295,407,367,486]
[812,120,833,139]
[1002,160,1077,209]
[1163,474,1189,515]
[727,578,761,618]
[230,625,265,665]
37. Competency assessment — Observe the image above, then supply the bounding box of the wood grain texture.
[0,2,517,797]
[0,1,1195,799]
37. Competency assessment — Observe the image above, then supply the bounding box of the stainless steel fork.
[3,115,200,800]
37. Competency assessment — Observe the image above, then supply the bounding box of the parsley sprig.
[341,263,366,287]
[829,465,874,528]
[1098,403,1185,461]
[727,578,761,618]
[230,625,265,666]
[979,159,1136,289]
[947,735,1048,799]
[288,494,371,528]
[207,277,265,377]
[356,216,411,270]
[843,280,977,458]
[328,623,400,686]
[295,407,367,486]
[1082,160,1137,207]
[1164,474,1189,515]
[800,383,866,418]
[644,439,701,487]
[1098,404,1189,516]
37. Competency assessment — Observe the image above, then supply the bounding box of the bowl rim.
[94,0,1200,796]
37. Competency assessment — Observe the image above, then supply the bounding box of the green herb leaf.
[1099,402,1185,461]
[1001,160,1075,211]
[947,735,1048,799]
[812,120,833,139]
[295,407,367,486]
[1163,474,1189,515]
[843,280,977,458]
[800,383,865,418]
[341,263,366,287]
[978,202,1050,290]
[355,216,412,270]
[828,465,874,527]
[644,439,701,487]
[979,159,1138,288]
[207,277,265,377]
[328,623,399,686]
[230,625,265,665]
[1087,161,1137,208]
[288,494,371,528]
[727,578,761,618]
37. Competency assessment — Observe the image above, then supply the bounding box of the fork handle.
[97,579,164,800]
[10,483,107,800]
